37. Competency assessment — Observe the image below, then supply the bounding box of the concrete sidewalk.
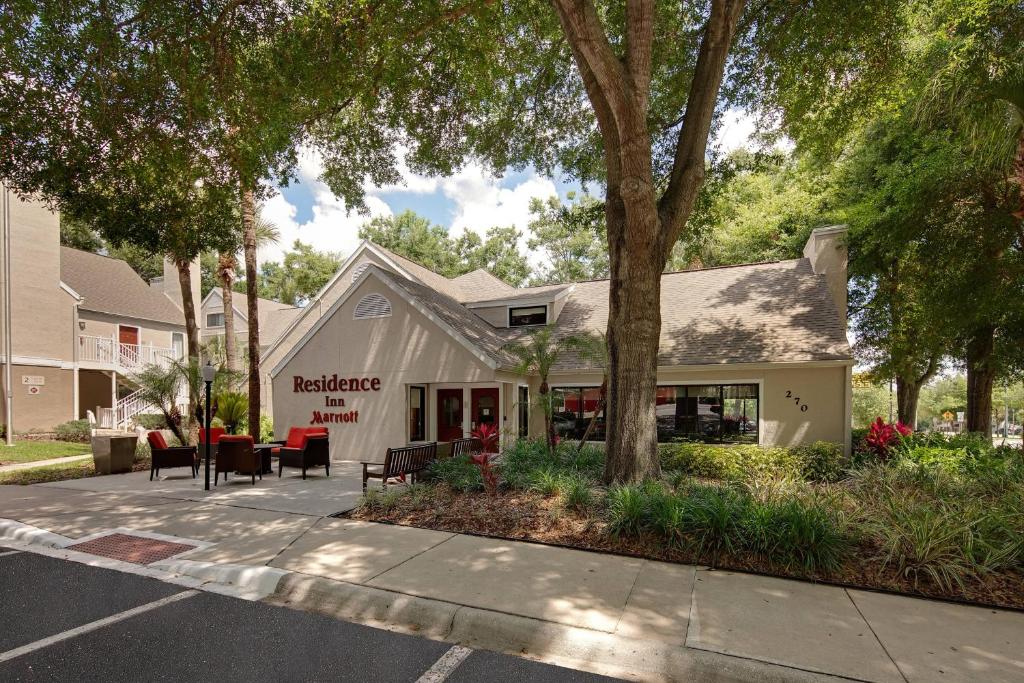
[1,469,1022,682]
[0,453,93,472]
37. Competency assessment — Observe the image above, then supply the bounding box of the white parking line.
[0,550,20,557]
[0,590,198,664]
[416,645,473,682]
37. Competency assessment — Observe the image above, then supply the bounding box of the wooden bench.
[448,437,478,459]
[361,442,437,492]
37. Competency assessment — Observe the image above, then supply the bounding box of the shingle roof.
[450,269,516,299]
[261,306,302,346]
[548,259,851,370]
[462,283,572,305]
[60,247,184,325]
[377,269,521,367]
[372,245,468,300]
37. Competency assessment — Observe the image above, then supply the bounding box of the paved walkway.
[0,466,1022,682]
[0,453,93,473]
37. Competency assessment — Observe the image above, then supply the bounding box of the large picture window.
[509,305,547,327]
[551,383,758,444]
[409,386,426,442]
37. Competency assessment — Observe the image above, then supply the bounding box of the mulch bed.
[349,484,1024,611]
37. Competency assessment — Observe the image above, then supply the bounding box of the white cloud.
[715,109,758,152]
[261,147,563,269]
[259,148,391,265]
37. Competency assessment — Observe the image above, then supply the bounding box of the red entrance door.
[118,326,139,365]
[471,387,500,452]
[437,389,464,442]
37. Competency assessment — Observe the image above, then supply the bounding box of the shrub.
[427,455,483,492]
[259,414,275,443]
[660,443,804,482]
[607,484,649,536]
[863,417,912,462]
[561,475,594,512]
[135,413,167,430]
[54,420,91,443]
[530,467,566,497]
[214,391,248,434]
[677,482,749,558]
[792,441,846,482]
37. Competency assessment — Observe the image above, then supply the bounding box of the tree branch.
[657,0,745,259]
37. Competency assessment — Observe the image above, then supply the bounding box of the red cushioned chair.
[147,431,197,481]
[215,435,262,485]
[199,427,226,445]
[278,429,330,480]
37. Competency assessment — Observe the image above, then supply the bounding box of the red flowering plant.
[864,417,912,461]
[470,423,500,495]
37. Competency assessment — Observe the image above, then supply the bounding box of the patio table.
[252,443,276,475]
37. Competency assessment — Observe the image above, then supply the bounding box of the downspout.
[3,185,12,446]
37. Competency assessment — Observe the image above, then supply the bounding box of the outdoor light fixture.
[202,361,216,490]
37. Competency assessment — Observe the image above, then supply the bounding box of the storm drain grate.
[327,511,350,518]
[68,533,196,565]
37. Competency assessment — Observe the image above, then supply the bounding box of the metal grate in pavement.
[67,533,196,565]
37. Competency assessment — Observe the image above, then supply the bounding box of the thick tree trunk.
[895,377,922,430]
[175,258,200,445]
[604,231,663,483]
[240,186,261,439]
[217,253,238,372]
[965,326,996,436]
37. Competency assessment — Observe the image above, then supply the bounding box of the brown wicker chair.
[147,431,197,481]
[278,434,330,480]
[216,435,262,485]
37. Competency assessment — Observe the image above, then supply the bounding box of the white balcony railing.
[78,335,180,373]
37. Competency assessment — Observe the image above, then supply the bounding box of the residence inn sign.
[292,374,381,425]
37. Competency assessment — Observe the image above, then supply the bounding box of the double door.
[435,387,500,452]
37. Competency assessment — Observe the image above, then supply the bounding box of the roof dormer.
[463,285,574,329]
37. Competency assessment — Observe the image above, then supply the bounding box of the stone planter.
[91,434,137,474]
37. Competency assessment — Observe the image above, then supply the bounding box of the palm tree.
[217,206,279,373]
[504,325,579,451]
[565,332,609,449]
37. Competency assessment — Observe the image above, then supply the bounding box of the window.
[509,305,547,327]
[354,293,392,319]
[207,312,224,328]
[517,386,529,438]
[409,386,426,442]
[171,333,185,359]
[550,386,606,442]
[552,383,759,444]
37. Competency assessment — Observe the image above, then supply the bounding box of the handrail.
[78,335,179,371]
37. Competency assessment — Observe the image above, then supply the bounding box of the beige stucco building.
[0,187,193,433]
[270,227,852,463]
[199,288,300,364]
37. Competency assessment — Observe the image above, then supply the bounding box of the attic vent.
[352,262,371,283]
[354,293,392,320]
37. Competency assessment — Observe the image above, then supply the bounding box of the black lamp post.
[202,361,216,490]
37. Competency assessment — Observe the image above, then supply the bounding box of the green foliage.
[214,392,248,434]
[526,193,608,285]
[428,455,483,493]
[659,442,846,484]
[256,240,341,306]
[606,484,649,537]
[359,211,530,287]
[499,439,603,492]
[134,414,168,431]
[791,441,846,483]
[561,475,593,512]
[359,488,404,513]
[53,420,91,443]
[259,414,275,444]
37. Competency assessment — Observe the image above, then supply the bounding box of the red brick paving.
[68,533,196,564]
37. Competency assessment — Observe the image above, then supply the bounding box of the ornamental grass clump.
[427,455,483,492]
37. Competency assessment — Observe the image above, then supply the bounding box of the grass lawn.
[352,435,1024,610]
[0,440,91,465]
[0,456,151,486]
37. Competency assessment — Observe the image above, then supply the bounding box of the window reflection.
[559,384,758,444]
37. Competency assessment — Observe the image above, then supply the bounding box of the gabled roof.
[202,287,292,323]
[547,259,851,370]
[261,306,302,346]
[271,264,507,377]
[60,247,184,326]
[450,269,516,299]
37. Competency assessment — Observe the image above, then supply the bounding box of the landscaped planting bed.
[350,433,1024,609]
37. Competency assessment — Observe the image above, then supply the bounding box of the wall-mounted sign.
[27,386,41,395]
[310,410,359,425]
[22,375,45,386]
[293,375,380,393]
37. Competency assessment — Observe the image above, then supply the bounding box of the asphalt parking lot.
[0,549,614,682]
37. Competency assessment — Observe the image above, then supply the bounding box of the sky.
[258,110,759,267]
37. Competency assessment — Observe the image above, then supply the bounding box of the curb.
[267,573,839,683]
[0,518,287,601]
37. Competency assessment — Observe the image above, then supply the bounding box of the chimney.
[803,225,848,325]
[161,256,202,321]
